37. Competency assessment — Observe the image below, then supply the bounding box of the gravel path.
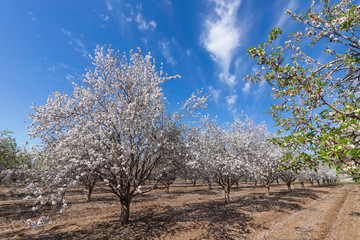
[253,185,360,240]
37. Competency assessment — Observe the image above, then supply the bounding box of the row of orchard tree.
[1,0,359,226]
[0,110,339,226]
[158,115,339,202]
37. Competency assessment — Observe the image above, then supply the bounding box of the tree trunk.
[286,182,292,192]
[266,183,271,195]
[192,179,196,186]
[165,183,170,194]
[120,199,131,225]
[208,182,212,190]
[224,185,230,203]
[86,186,93,202]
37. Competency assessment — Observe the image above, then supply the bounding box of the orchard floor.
[1,181,360,240]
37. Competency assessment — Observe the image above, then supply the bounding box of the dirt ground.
[1,181,359,240]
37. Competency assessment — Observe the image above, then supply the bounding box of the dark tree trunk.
[120,199,131,225]
[192,179,196,186]
[86,186,93,202]
[224,185,230,203]
[165,183,170,194]
[286,182,292,192]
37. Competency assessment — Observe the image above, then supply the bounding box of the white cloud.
[99,14,109,21]
[121,3,157,31]
[226,94,238,114]
[65,74,75,82]
[274,0,298,29]
[27,11,36,22]
[61,28,71,36]
[140,37,149,47]
[226,94,237,106]
[219,72,236,87]
[163,0,172,6]
[159,41,177,65]
[48,65,57,71]
[31,66,41,71]
[185,49,192,56]
[254,80,266,102]
[242,82,251,94]
[201,0,242,87]
[58,63,70,69]
[135,13,157,30]
[61,28,88,58]
[209,86,221,103]
[106,0,113,11]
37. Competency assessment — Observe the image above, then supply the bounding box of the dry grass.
[1,181,351,239]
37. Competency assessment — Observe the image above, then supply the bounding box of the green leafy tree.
[245,0,360,179]
[0,130,31,184]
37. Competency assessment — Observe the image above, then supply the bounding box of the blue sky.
[0,0,308,147]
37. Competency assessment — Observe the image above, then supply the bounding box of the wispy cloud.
[201,0,242,87]
[219,72,236,87]
[99,14,109,21]
[31,66,41,71]
[254,80,266,102]
[226,94,237,105]
[185,49,192,56]
[48,65,57,71]
[61,28,88,58]
[58,62,70,69]
[159,41,177,65]
[27,11,36,22]
[135,13,157,30]
[106,0,113,11]
[274,0,298,29]
[225,94,238,114]
[65,74,75,82]
[122,3,157,31]
[242,82,251,94]
[48,62,71,72]
[209,86,221,103]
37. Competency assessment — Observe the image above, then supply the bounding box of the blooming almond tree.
[28,46,207,224]
[186,126,217,190]
[245,0,360,179]
[190,116,266,203]
[252,142,282,195]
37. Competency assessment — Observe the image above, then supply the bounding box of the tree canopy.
[246,0,360,179]
[28,46,207,224]
[0,130,31,184]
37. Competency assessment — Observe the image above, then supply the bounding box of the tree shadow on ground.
[1,184,340,240]
[17,199,259,240]
[15,189,327,240]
